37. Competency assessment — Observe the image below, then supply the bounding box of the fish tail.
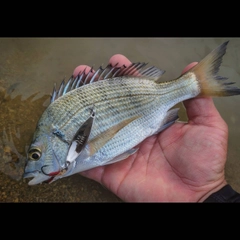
[188,41,240,97]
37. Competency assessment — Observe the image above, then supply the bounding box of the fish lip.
[23,171,51,185]
[23,171,39,179]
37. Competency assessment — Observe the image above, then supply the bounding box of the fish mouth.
[23,171,52,185]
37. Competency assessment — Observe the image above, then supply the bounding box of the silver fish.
[23,41,240,185]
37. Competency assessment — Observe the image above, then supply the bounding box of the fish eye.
[28,148,42,161]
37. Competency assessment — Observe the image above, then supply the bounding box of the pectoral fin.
[66,108,95,163]
[88,115,140,156]
[153,108,179,134]
[104,148,139,165]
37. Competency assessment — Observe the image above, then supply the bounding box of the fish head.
[23,128,69,185]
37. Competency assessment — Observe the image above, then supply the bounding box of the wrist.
[198,180,228,202]
[199,181,240,202]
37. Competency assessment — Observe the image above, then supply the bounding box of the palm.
[81,98,228,202]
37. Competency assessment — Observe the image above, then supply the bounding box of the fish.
[23,41,240,185]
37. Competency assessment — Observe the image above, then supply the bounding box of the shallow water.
[0,38,240,202]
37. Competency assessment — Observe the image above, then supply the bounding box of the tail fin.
[188,41,240,97]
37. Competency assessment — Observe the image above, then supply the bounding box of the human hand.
[73,54,228,202]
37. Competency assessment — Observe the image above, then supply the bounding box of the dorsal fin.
[50,62,165,103]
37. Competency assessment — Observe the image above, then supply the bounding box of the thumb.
[181,63,227,128]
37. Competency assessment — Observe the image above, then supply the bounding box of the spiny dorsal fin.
[50,62,165,103]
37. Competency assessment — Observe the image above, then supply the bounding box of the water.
[0,38,239,202]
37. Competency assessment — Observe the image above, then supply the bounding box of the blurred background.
[0,38,239,202]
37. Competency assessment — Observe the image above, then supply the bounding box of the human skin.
[72,54,228,202]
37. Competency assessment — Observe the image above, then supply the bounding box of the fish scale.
[63,96,155,136]
[47,78,160,134]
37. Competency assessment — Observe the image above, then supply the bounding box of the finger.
[184,97,222,123]
[110,54,150,77]
[181,62,226,127]
[73,54,132,80]
[73,65,94,79]
[109,54,132,67]
[181,62,198,74]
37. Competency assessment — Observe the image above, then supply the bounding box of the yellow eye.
[28,148,42,161]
